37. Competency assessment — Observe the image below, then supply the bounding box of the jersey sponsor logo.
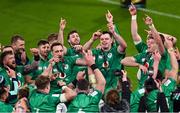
[52,94,60,97]
[107,53,112,58]
[138,88,145,95]
[164,79,171,86]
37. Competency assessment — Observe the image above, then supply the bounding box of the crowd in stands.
[0,4,180,113]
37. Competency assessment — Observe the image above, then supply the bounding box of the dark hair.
[77,79,89,90]
[0,87,7,98]
[102,31,113,38]
[2,46,13,53]
[144,77,157,93]
[50,42,63,51]
[11,35,24,44]
[37,40,49,47]
[2,46,13,50]
[106,89,120,106]
[18,87,29,99]
[47,33,58,42]
[0,51,13,65]
[67,30,78,40]
[35,75,50,90]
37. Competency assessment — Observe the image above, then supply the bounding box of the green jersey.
[29,58,49,80]
[66,47,83,58]
[0,101,13,113]
[146,78,176,112]
[134,49,171,88]
[130,88,145,112]
[161,77,176,112]
[68,89,102,112]
[29,90,62,113]
[66,47,87,83]
[92,45,125,94]
[146,89,159,112]
[135,41,148,53]
[0,67,25,105]
[50,56,76,93]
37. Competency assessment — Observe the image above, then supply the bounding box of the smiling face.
[100,33,113,51]
[68,32,80,46]
[4,54,16,69]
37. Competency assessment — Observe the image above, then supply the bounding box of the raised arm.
[144,15,165,55]
[152,50,161,79]
[83,30,101,51]
[57,18,67,54]
[84,50,106,94]
[108,23,127,52]
[129,4,142,43]
[121,56,148,74]
[165,38,178,81]
[57,18,66,45]
[60,86,77,102]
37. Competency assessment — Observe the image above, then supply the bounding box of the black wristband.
[72,79,78,86]
[34,55,40,61]
[90,64,98,71]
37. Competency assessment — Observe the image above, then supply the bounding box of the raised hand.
[144,14,153,25]
[107,22,115,34]
[121,70,128,81]
[164,36,173,49]
[57,81,66,86]
[49,57,60,64]
[76,71,85,80]
[60,18,66,31]
[154,79,162,92]
[83,50,95,66]
[6,66,16,78]
[139,64,148,74]
[73,45,83,52]
[92,30,102,41]
[153,50,161,62]
[106,10,113,23]
[174,47,180,60]
[30,48,39,56]
[129,4,137,15]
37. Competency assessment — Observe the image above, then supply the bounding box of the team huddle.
[0,4,180,113]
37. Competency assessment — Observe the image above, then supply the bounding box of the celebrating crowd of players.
[0,4,180,113]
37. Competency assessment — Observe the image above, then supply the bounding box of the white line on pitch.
[100,0,180,20]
